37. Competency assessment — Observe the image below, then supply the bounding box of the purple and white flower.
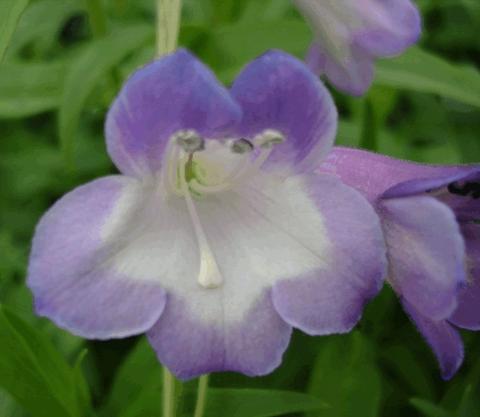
[27,50,386,379]
[321,147,480,379]
[293,0,422,95]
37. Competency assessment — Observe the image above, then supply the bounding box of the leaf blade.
[0,0,29,61]
[375,47,480,108]
[0,305,82,417]
[203,388,328,417]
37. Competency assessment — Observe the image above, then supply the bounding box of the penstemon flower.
[321,147,480,379]
[27,50,387,379]
[293,0,421,95]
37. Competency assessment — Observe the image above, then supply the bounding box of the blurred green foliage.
[0,0,479,416]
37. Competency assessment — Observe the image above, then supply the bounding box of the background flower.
[293,0,421,95]
[321,147,480,378]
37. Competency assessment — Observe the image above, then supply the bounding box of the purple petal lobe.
[354,0,421,57]
[319,147,468,204]
[402,300,464,380]
[231,50,337,172]
[106,49,242,177]
[27,176,166,339]
[147,292,292,380]
[380,196,466,320]
[272,174,387,335]
[306,41,375,97]
[383,170,480,200]
[450,223,480,330]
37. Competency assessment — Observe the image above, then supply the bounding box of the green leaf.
[58,24,153,166]
[202,388,327,417]
[101,338,162,417]
[73,350,92,416]
[0,0,29,61]
[0,305,88,417]
[0,388,27,417]
[376,47,480,108]
[0,61,66,118]
[5,0,82,58]
[308,332,381,417]
[409,398,455,417]
[381,345,435,400]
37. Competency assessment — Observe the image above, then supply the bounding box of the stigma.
[162,128,286,290]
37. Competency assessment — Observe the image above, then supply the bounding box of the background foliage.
[1,0,480,416]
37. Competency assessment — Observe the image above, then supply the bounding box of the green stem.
[162,367,176,417]
[193,375,209,417]
[85,0,107,38]
[156,0,182,57]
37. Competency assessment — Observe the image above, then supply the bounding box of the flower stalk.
[162,367,176,417]
[85,0,108,38]
[193,375,209,417]
[156,0,182,57]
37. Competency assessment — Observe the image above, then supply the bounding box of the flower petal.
[141,172,337,377]
[271,174,387,335]
[27,176,167,339]
[231,50,337,173]
[138,172,382,377]
[103,171,332,378]
[380,196,466,320]
[106,49,242,177]
[319,147,468,204]
[147,292,292,380]
[306,41,375,97]
[354,0,421,57]
[384,170,480,222]
[450,223,480,330]
[297,0,421,95]
[402,300,464,380]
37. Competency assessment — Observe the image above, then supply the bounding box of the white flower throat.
[162,129,286,290]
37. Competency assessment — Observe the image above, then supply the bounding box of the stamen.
[231,138,254,154]
[178,150,223,289]
[254,129,286,148]
[189,129,286,195]
[173,129,205,153]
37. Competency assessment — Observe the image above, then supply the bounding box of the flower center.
[161,129,286,289]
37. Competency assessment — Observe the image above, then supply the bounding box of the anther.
[254,129,286,149]
[173,129,205,153]
[231,138,254,154]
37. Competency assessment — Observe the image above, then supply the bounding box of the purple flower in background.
[28,50,386,379]
[321,147,480,379]
[293,0,421,95]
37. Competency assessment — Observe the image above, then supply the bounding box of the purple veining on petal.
[106,49,242,177]
[231,50,337,173]
[450,223,480,330]
[379,196,466,321]
[147,291,292,380]
[403,300,464,380]
[272,174,386,335]
[27,176,166,339]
